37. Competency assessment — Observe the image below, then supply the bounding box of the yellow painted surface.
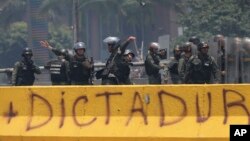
[0,84,250,141]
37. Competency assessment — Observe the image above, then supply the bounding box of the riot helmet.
[182,42,192,53]
[73,42,86,56]
[60,48,68,56]
[74,42,86,51]
[149,42,160,53]
[198,42,209,51]
[173,45,181,54]
[22,48,33,57]
[103,36,120,47]
[124,49,135,58]
[123,49,135,62]
[173,45,182,59]
[189,36,200,46]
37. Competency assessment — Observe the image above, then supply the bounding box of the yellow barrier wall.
[0,84,250,141]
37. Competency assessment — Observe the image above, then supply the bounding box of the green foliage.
[0,0,27,27]
[178,0,250,40]
[48,23,73,49]
[0,22,28,53]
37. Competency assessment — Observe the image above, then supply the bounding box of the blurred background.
[1,0,250,84]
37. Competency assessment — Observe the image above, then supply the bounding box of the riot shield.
[241,37,250,83]
[207,37,222,82]
[225,37,241,83]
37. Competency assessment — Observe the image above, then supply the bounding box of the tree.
[178,0,250,40]
[47,23,73,50]
[0,0,27,28]
[0,22,28,53]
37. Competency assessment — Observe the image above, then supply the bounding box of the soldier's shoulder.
[145,54,153,60]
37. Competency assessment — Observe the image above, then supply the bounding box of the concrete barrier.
[1,84,250,141]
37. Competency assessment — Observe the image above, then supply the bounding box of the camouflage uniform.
[98,36,134,85]
[178,42,193,83]
[167,45,182,84]
[145,42,162,84]
[12,48,41,86]
[115,50,135,84]
[184,42,220,84]
[51,42,92,85]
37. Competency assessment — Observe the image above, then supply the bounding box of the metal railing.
[0,61,146,85]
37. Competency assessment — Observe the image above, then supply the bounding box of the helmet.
[189,36,200,46]
[74,42,86,51]
[149,42,160,51]
[103,36,120,45]
[182,42,192,52]
[214,34,224,42]
[22,48,33,57]
[124,49,135,58]
[242,37,250,53]
[214,34,225,48]
[198,42,209,51]
[173,45,181,54]
[60,48,68,56]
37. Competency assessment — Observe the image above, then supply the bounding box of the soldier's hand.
[40,40,52,49]
[127,36,136,41]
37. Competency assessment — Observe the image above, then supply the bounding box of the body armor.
[49,59,69,84]
[16,61,35,85]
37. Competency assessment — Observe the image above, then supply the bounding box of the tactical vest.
[168,59,179,74]
[115,60,131,84]
[190,56,213,83]
[16,62,35,85]
[70,60,90,82]
[145,54,160,75]
[49,60,68,83]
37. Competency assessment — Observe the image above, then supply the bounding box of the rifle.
[89,57,94,85]
[96,40,122,79]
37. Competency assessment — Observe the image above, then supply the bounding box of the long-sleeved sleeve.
[178,58,185,83]
[11,62,20,86]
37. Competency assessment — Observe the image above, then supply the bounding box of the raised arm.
[119,36,136,54]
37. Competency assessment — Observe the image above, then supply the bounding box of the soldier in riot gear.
[189,36,200,54]
[69,42,92,85]
[12,48,41,86]
[45,48,70,85]
[184,42,220,84]
[189,36,200,46]
[158,48,168,84]
[214,34,226,83]
[178,42,193,83]
[167,45,182,84]
[145,42,164,84]
[40,41,93,85]
[115,49,135,84]
[96,36,136,85]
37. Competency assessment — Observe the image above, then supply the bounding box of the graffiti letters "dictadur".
[1,88,250,131]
